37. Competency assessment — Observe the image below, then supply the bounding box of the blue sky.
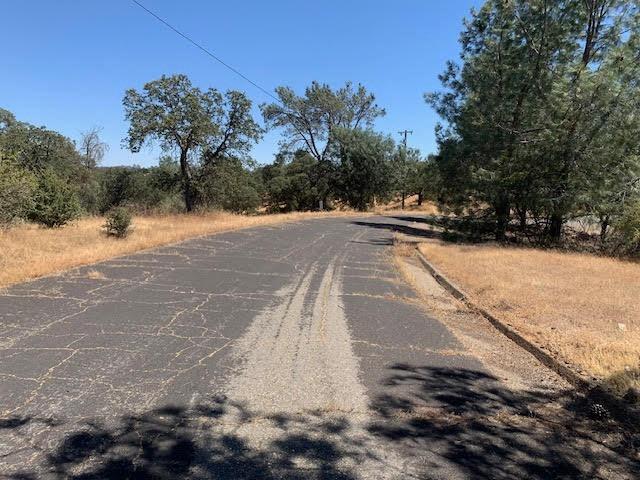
[2,0,481,167]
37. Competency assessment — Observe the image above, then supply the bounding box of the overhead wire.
[131,0,281,103]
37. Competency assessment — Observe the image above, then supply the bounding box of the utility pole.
[398,130,413,148]
[398,130,413,210]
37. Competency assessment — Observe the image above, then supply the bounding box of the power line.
[130,0,322,184]
[131,0,280,103]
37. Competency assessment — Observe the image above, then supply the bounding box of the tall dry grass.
[0,211,355,288]
[374,196,440,215]
[418,241,640,394]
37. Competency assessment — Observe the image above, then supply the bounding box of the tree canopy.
[261,81,385,163]
[80,127,109,169]
[427,0,640,241]
[123,74,262,211]
[330,127,396,211]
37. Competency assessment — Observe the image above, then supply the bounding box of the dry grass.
[418,241,640,395]
[392,239,416,257]
[374,195,440,215]
[0,211,358,288]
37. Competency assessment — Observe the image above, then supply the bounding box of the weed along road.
[0,216,637,479]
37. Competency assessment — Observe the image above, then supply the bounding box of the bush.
[77,176,101,215]
[29,170,81,227]
[103,207,132,238]
[195,158,262,213]
[0,156,36,226]
[97,164,183,214]
[616,200,640,254]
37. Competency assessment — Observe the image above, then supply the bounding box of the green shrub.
[96,165,183,214]
[30,170,81,227]
[616,200,640,254]
[103,207,132,238]
[0,156,36,226]
[195,158,262,213]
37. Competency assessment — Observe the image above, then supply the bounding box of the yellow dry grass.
[375,196,440,215]
[393,241,416,258]
[0,211,358,288]
[418,241,640,395]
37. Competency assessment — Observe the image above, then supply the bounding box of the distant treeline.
[0,84,429,226]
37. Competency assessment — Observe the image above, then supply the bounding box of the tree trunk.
[549,212,563,242]
[495,198,510,241]
[518,208,527,229]
[600,215,610,242]
[179,148,194,212]
[417,191,423,206]
[401,191,405,210]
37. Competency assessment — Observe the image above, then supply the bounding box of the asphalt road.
[0,216,637,479]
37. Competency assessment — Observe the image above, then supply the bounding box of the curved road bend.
[0,216,637,479]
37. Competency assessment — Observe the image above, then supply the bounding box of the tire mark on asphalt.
[225,258,368,415]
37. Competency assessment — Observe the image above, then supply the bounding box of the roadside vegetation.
[417,239,640,397]
[0,76,428,286]
[1,77,425,229]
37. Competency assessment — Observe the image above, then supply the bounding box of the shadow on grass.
[353,215,502,245]
[2,366,638,479]
[381,214,610,251]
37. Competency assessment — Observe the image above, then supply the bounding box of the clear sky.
[2,0,482,167]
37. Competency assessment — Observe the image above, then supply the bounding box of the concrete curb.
[414,247,639,427]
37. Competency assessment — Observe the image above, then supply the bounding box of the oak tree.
[123,74,261,211]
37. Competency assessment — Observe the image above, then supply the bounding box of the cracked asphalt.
[1,216,638,479]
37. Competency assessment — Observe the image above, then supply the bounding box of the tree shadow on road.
[368,364,640,479]
[2,367,639,479]
[352,220,440,241]
[348,237,394,246]
[360,214,510,244]
[2,397,372,480]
